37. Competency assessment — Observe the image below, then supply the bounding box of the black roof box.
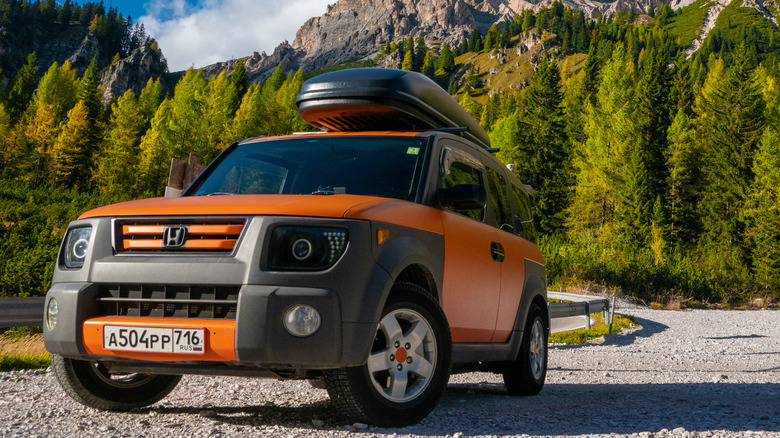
[296,68,491,149]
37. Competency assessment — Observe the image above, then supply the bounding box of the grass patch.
[665,0,712,48]
[0,332,50,371]
[549,313,635,345]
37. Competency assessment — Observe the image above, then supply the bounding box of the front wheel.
[323,285,452,426]
[503,303,548,396]
[51,354,181,411]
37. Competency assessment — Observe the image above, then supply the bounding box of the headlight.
[268,227,348,270]
[63,227,92,269]
[284,305,321,337]
[47,299,58,330]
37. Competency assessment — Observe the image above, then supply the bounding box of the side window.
[511,184,536,242]
[441,161,484,222]
[486,169,513,233]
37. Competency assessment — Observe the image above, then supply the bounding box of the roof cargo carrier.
[296,68,491,149]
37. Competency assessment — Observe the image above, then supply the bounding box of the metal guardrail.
[0,297,45,328]
[1,293,617,332]
[548,291,615,334]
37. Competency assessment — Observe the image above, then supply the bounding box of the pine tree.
[421,52,435,78]
[414,37,427,71]
[747,126,780,293]
[668,51,694,118]
[697,44,765,265]
[582,45,600,106]
[447,75,458,95]
[231,59,249,100]
[666,108,702,247]
[514,60,573,236]
[439,43,455,74]
[746,65,780,293]
[0,103,13,176]
[633,42,671,226]
[7,52,39,121]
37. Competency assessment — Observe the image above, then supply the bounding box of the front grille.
[97,285,240,319]
[115,218,246,254]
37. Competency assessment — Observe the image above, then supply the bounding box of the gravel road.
[2,306,779,438]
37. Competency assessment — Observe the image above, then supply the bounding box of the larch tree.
[138,77,163,125]
[136,98,174,195]
[50,100,90,187]
[568,43,636,239]
[94,89,146,198]
[202,71,239,162]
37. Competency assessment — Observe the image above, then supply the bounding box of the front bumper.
[44,283,374,368]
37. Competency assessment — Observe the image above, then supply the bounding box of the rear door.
[482,163,530,342]
[437,141,502,343]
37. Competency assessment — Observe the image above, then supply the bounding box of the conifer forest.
[1,0,779,306]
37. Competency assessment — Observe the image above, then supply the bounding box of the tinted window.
[511,184,536,242]
[190,136,428,201]
[441,161,484,222]
[486,169,513,233]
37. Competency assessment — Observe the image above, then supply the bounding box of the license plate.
[103,326,205,354]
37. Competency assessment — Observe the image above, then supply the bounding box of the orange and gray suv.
[44,68,548,426]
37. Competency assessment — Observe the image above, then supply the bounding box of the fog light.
[47,299,58,330]
[284,305,321,337]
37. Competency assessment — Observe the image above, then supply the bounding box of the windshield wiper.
[311,186,336,195]
[206,192,235,196]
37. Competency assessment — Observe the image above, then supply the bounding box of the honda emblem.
[162,226,187,248]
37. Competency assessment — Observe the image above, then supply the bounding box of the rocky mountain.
[0,0,178,106]
[191,0,779,85]
[99,43,168,103]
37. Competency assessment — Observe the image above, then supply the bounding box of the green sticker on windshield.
[407,147,420,155]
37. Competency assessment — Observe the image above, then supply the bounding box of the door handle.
[490,241,505,262]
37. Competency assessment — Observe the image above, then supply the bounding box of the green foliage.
[664,0,711,48]
[548,314,634,344]
[494,60,573,236]
[0,179,122,297]
[0,354,50,372]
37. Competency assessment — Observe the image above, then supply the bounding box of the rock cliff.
[189,0,677,82]
[99,43,169,103]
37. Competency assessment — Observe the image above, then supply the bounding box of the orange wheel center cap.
[395,348,407,363]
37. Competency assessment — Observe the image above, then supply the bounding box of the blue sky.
[92,0,333,71]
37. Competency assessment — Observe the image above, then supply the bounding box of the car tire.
[503,302,547,396]
[51,354,181,411]
[323,283,452,427]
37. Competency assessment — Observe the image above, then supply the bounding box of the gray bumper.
[44,282,378,368]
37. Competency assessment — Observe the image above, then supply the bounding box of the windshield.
[189,136,429,201]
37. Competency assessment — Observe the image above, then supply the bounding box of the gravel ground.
[2,306,779,438]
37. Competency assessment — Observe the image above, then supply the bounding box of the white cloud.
[140,0,333,71]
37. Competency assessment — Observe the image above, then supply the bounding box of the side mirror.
[438,184,487,211]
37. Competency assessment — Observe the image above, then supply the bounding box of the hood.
[78,194,392,220]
